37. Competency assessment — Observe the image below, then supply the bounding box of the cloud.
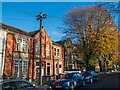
[53,31,59,36]
[53,31,64,36]
[51,31,65,41]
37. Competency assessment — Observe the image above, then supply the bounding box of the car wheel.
[74,81,77,86]
[90,78,93,83]
[71,83,74,89]
[96,77,98,81]
[82,80,85,87]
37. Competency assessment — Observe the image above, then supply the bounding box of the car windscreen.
[16,81,33,89]
[67,69,79,71]
[64,73,74,79]
[82,72,90,77]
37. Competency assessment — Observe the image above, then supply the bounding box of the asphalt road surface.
[76,72,120,89]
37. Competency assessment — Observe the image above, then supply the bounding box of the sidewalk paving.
[98,70,120,75]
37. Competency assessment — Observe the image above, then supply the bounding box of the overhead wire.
[2,4,36,18]
[2,4,67,41]
[2,4,65,20]
[2,4,66,32]
[2,16,64,25]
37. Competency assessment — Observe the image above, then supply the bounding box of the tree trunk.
[85,51,95,71]
[99,59,102,72]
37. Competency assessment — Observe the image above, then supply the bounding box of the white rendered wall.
[0,29,7,80]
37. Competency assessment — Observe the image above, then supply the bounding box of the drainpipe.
[11,34,15,77]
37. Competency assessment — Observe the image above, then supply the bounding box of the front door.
[42,68,44,76]
[55,62,58,75]
[59,62,62,74]
[47,63,50,76]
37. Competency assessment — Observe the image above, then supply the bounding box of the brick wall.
[4,33,15,78]
[53,44,64,75]
[3,26,64,80]
[3,33,34,79]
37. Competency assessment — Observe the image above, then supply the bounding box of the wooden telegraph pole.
[36,12,47,85]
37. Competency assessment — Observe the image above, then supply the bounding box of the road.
[76,72,120,89]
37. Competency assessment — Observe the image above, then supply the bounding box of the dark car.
[52,73,85,90]
[0,79,35,90]
[107,67,116,72]
[82,71,98,83]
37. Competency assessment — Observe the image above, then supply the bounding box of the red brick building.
[52,42,64,76]
[2,23,64,81]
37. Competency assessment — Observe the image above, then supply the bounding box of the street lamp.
[36,12,47,85]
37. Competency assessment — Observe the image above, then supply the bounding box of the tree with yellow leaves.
[64,5,118,71]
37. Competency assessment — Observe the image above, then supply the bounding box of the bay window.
[16,38,28,52]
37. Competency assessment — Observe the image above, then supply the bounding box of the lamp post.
[36,12,47,85]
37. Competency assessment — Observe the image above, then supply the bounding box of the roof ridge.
[29,30,40,37]
[1,23,32,37]
[2,23,29,33]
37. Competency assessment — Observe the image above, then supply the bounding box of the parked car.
[52,73,85,90]
[64,69,81,74]
[82,71,98,83]
[107,68,116,72]
[0,79,35,90]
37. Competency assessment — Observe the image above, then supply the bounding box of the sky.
[1,0,119,2]
[2,2,99,42]
[1,1,119,42]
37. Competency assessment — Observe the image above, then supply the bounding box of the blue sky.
[2,2,99,41]
[1,0,119,2]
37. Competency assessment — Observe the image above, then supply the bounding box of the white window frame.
[46,45,50,56]
[36,42,40,54]
[57,48,60,57]
[55,62,58,75]
[59,62,62,68]
[16,38,28,52]
[22,40,28,52]
[14,59,28,78]
[59,62,62,74]
[16,38,22,51]
[54,48,56,56]
[47,63,51,76]
[36,66,39,78]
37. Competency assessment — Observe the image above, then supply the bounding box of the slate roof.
[29,30,40,37]
[55,40,65,45]
[55,38,72,45]
[1,23,40,37]
[52,41,63,47]
[1,23,30,36]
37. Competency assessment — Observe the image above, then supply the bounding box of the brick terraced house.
[52,42,64,76]
[1,23,64,81]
